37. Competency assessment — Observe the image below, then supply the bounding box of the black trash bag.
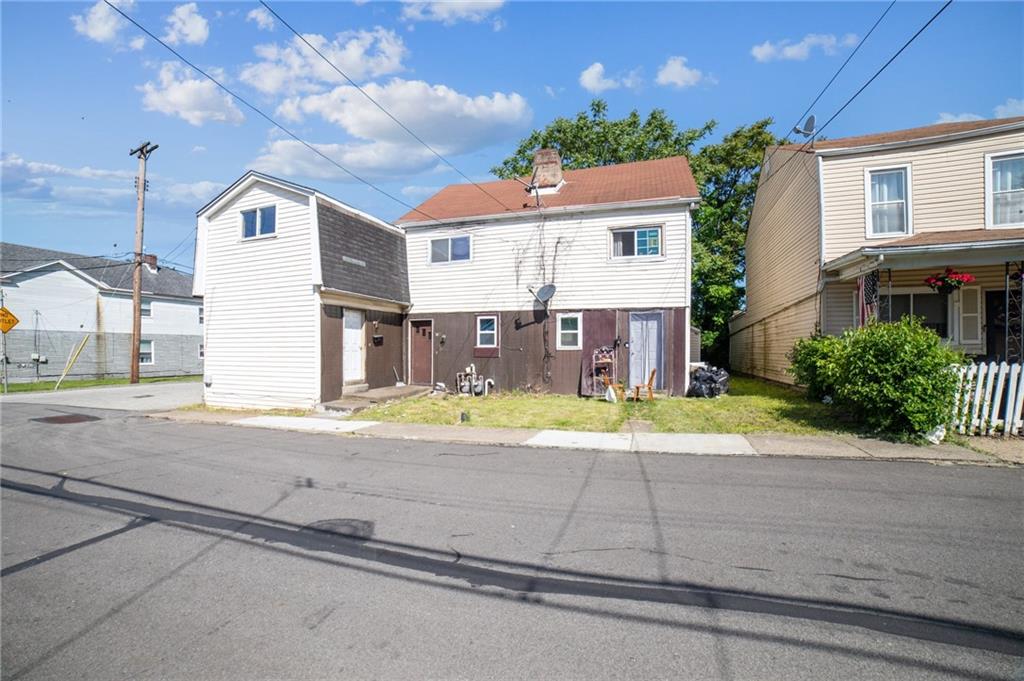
[688,365,730,398]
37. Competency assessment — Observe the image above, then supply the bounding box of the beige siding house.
[731,117,1024,383]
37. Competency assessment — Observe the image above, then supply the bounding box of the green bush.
[789,318,965,437]
[788,334,844,400]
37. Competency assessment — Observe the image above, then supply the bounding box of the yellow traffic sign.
[0,307,19,334]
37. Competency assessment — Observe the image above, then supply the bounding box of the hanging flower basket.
[924,267,975,295]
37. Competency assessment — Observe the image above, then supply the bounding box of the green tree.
[492,100,780,366]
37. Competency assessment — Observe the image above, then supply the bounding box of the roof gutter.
[397,195,701,229]
[813,121,1024,158]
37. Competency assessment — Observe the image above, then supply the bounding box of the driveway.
[0,381,203,412]
[2,401,1021,680]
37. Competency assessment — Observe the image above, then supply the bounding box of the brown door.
[410,320,433,385]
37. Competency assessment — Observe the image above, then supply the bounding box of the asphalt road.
[1,400,1022,680]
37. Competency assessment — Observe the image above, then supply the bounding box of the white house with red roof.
[395,150,700,396]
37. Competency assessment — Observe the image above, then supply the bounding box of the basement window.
[430,236,471,264]
[199,343,204,360]
[242,205,277,239]
[557,313,582,350]
[612,227,662,258]
[139,339,154,365]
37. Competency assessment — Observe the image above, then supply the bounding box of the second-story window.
[990,152,1024,227]
[430,235,471,264]
[867,168,909,236]
[612,226,662,258]
[140,300,152,317]
[242,205,276,239]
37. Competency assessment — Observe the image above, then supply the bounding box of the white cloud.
[191,145,207,154]
[401,184,442,199]
[1,153,135,183]
[492,16,506,32]
[579,62,619,94]
[239,28,407,96]
[935,112,983,123]
[255,78,531,178]
[655,56,703,89]
[129,36,146,51]
[246,7,275,31]
[71,0,135,45]
[995,97,1024,118]
[401,1,504,25]
[139,62,244,126]
[157,180,225,205]
[751,33,857,62]
[544,85,561,98]
[163,3,209,46]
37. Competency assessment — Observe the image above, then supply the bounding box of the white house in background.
[0,242,202,382]
[192,171,410,409]
[395,150,699,396]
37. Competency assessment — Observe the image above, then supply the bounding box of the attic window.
[430,236,470,264]
[242,205,276,239]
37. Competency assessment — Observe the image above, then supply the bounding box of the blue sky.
[2,1,1021,271]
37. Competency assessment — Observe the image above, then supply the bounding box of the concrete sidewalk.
[149,410,1016,465]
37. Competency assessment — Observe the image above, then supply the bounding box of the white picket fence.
[951,362,1024,437]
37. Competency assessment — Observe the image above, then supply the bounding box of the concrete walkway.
[149,410,1016,465]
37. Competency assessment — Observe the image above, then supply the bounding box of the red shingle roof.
[779,116,1024,152]
[395,156,699,224]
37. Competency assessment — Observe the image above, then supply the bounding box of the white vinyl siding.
[200,181,319,408]
[986,151,1024,227]
[405,206,690,313]
[476,315,497,347]
[821,129,1024,261]
[557,312,582,350]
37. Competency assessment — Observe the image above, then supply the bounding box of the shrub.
[788,334,844,400]
[832,318,965,436]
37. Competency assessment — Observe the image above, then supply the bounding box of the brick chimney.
[142,254,158,270]
[532,148,563,188]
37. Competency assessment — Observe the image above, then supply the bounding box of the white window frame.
[198,343,205,360]
[556,312,583,350]
[428,234,472,265]
[198,306,204,325]
[864,164,913,239]
[139,339,154,365]
[240,203,279,241]
[985,149,1024,229]
[140,299,152,317]
[475,314,498,348]
[609,225,665,260]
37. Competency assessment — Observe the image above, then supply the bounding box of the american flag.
[857,270,880,326]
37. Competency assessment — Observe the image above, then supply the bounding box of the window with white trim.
[139,339,154,365]
[612,226,662,258]
[476,315,497,347]
[198,306,204,324]
[199,343,205,360]
[140,300,152,317]
[878,292,948,338]
[867,168,909,236]
[430,236,470,263]
[557,313,582,350]
[242,205,276,238]
[989,152,1024,226]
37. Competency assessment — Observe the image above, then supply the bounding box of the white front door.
[343,309,365,383]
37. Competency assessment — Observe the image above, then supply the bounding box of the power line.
[259,0,518,217]
[161,226,197,264]
[761,0,897,173]
[102,0,447,226]
[757,0,954,199]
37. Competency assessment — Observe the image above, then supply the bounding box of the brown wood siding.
[672,308,686,396]
[364,310,404,389]
[320,305,344,402]
[427,307,688,395]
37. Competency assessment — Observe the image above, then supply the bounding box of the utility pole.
[129,141,158,384]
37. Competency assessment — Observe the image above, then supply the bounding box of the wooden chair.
[632,369,657,402]
[602,375,626,403]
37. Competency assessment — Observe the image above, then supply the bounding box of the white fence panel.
[952,361,1024,437]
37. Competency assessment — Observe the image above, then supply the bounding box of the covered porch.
[822,228,1024,362]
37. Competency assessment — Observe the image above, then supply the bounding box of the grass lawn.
[3,374,202,394]
[355,376,856,435]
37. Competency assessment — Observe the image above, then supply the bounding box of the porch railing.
[951,361,1024,437]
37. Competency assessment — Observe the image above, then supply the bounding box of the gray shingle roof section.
[317,200,410,304]
[0,242,196,298]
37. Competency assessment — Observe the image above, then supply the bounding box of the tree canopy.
[492,99,781,366]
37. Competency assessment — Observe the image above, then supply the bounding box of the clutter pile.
[688,365,730,398]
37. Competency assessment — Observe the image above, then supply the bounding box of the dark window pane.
[914,293,948,338]
[613,231,635,257]
[451,236,470,261]
[431,239,448,263]
[242,210,257,238]
[259,206,276,235]
[879,294,911,321]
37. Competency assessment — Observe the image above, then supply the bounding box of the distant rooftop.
[778,116,1024,153]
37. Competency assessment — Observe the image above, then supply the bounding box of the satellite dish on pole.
[792,115,816,138]
[529,284,557,306]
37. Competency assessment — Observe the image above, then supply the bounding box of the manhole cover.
[31,414,101,425]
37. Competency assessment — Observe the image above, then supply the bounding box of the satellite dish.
[531,284,557,304]
[792,115,816,138]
